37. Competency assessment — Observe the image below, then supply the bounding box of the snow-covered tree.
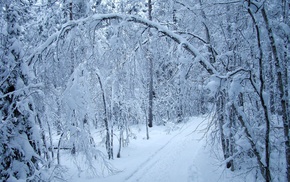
[0,2,46,181]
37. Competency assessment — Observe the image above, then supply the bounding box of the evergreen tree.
[0,3,44,181]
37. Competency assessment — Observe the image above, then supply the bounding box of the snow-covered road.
[125,120,203,182]
[72,117,241,182]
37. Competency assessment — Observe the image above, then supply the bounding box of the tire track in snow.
[124,124,188,181]
[125,121,202,182]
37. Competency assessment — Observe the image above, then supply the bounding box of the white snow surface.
[66,117,245,182]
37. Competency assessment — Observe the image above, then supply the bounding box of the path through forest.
[124,119,203,182]
[72,117,243,182]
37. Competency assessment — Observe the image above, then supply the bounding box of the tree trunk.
[217,91,228,160]
[261,6,290,181]
[147,0,153,128]
[247,6,271,181]
[232,104,268,181]
[36,114,50,167]
[199,0,216,63]
[146,114,150,140]
[110,125,114,159]
[57,132,64,165]
[46,119,54,160]
[96,73,113,159]
[69,2,73,21]
[117,125,123,158]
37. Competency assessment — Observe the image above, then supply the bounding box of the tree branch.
[27,13,219,76]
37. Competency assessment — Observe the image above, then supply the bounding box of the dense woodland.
[0,0,289,181]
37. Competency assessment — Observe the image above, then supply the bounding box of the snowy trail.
[125,121,203,182]
[72,117,240,182]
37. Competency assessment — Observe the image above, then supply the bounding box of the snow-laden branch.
[0,83,44,99]
[27,13,219,76]
[27,22,77,66]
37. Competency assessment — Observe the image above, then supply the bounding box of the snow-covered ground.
[65,117,245,182]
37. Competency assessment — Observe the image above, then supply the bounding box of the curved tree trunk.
[96,72,113,159]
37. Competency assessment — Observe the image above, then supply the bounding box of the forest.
[0,0,289,181]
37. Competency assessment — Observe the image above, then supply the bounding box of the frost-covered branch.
[175,31,207,44]
[0,83,44,99]
[26,13,219,76]
[27,22,77,66]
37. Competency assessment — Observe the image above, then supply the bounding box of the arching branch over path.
[27,13,218,76]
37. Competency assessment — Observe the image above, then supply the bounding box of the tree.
[0,3,45,181]
[259,2,290,180]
